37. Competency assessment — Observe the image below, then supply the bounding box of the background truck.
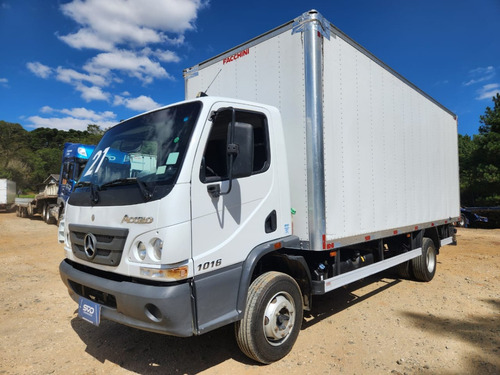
[15,143,95,224]
[59,10,459,364]
[0,179,16,212]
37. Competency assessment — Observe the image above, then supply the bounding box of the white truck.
[0,179,16,211]
[59,10,460,364]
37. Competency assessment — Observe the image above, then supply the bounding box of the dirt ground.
[0,212,498,375]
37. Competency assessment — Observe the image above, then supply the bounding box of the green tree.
[83,124,106,144]
[458,134,476,204]
[0,121,105,192]
[0,122,32,185]
[463,94,500,206]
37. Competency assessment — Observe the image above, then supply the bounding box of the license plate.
[78,297,101,326]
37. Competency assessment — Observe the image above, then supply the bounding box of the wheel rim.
[426,247,436,273]
[263,291,295,346]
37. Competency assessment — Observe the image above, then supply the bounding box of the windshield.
[72,101,202,206]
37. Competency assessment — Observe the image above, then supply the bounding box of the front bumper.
[59,260,194,337]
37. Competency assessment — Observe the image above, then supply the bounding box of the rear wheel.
[411,237,436,282]
[395,260,412,279]
[458,214,467,228]
[42,203,48,222]
[235,272,303,364]
[44,205,55,225]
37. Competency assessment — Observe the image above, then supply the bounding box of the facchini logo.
[121,215,153,224]
[223,48,250,65]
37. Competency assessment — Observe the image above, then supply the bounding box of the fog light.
[137,241,146,260]
[145,303,162,322]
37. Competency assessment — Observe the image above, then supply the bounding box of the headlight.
[133,237,163,263]
[150,238,163,261]
[137,241,147,260]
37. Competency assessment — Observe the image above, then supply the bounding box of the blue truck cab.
[57,143,96,218]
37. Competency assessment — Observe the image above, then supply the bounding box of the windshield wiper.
[74,181,100,204]
[74,181,90,188]
[99,177,152,201]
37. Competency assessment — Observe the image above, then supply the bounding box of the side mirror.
[230,122,254,179]
[208,108,254,198]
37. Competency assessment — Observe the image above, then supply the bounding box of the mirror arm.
[217,108,237,197]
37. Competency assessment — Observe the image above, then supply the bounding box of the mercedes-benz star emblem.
[83,233,97,260]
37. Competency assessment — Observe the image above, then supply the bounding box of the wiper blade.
[136,178,153,201]
[99,178,137,188]
[74,181,99,204]
[99,177,152,201]
[74,181,91,188]
[90,183,99,204]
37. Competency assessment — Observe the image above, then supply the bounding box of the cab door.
[190,103,276,332]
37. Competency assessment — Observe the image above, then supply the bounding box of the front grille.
[69,224,129,266]
[68,280,117,308]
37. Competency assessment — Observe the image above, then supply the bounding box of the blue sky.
[1,0,499,136]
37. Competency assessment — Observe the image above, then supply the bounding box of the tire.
[42,203,48,222]
[57,210,64,227]
[235,272,303,364]
[395,260,412,279]
[411,237,437,282]
[458,214,467,228]
[44,205,55,225]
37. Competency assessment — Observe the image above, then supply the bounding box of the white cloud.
[56,67,108,87]
[114,94,161,112]
[26,115,116,131]
[59,0,203,50]
[476,83,500,100]
[26,107,118,131]
[148,48,181,63]
[84,49,171,83]
[26,62,53,79]
[75,84,110,102]
[58,28,115,51]
[60,107,115,121]
[0,77,8,87]
[464,66,496,86]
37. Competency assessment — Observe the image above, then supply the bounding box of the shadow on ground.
[402,298,500,375]
[70,272,408,374]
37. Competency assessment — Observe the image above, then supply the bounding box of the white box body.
[185,11,460,247]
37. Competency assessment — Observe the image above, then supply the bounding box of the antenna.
[205,69,222,94]
[196,68,222,97]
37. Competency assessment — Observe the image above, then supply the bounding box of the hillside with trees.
[0,122,104,192]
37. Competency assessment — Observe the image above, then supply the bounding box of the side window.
[200,109,270,183]
[68,163,75,180]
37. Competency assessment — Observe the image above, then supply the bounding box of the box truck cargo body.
[59,10,459,364]
[184,11,460,250]
[0,179,16,211]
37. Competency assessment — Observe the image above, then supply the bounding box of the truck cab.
[60,96,293,339]
[58,143,96,212]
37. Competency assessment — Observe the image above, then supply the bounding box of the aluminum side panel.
[185,30,310,241]
[323,34,460,241]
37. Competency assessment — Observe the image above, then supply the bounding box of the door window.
[200,109,270,183]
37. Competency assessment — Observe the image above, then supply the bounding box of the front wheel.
[411,237,437,282]
[235,272,303,364]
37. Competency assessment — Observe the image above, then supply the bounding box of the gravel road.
[0,212,498,375]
